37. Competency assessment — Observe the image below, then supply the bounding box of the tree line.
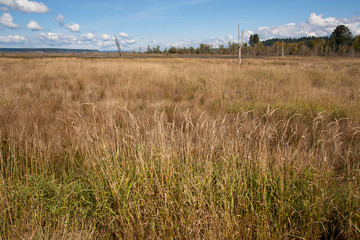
[145,25,360,57]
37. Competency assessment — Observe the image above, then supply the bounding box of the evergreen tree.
[330,25,353,52]
[249,34,260,46]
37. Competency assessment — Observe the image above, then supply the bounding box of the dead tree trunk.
[114,34,122,57]
[238,24,244,65]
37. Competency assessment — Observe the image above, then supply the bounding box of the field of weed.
[0,56,360,239]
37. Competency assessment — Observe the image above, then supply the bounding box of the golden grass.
[0,56,360,239]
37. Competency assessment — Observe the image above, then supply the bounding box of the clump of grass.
[0,57,360,239]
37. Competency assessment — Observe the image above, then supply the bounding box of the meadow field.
[0,56,360,239]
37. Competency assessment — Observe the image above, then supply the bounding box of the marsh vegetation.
[0,57,360,239]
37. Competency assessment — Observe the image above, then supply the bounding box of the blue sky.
[0,0,359,50]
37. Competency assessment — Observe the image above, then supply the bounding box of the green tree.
[249,34,260,46]
[189,46,195,54]
[249,34,260,55]
[195,47,200,54]
[330,25,353,52]
[146,45,152,54]
[219,44,224,55]
[353,35,360,52]
[199,43,206,54]
[310,38,326,56]
[273,41,282,56]
[152,46,161,54]
[168,46,177,54]
[256,42,265,55]
[298,41,305,56]
[199,43,211,54]
[228,42,238,55]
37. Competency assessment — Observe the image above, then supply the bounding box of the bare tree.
[114,34,122,57]
[238,24,244,64]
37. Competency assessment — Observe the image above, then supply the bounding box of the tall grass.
[0,57,360,239]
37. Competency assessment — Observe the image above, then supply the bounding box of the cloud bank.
[0,34,25,42]
[167,13,360,49]
[0,0,50,13]
[256,13,360,39]
[174,13,360,48]
[0,31,136,50]
[0,12,359,51]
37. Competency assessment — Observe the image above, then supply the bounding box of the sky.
[0,0,359,51]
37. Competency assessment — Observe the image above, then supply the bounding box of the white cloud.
[118,32,130,39]
[0,35,25,42]
[0,12,20,28]
[55,14,65,23]
[121,39,136,45]
[82,32,95,40]
[40,32,60,40]
[204,35,237,48]
[56,14,80,32]
[0,0,50,13]
[115,32,136,47]
[168,35,235,49]
[38,32,80,47]
[308,13,339,28]
[101,34,111,40]
[0,6,9,11]
[28,32,134,50]
[104,33,136,49]
[64,23,80,32]
[256,13,360,40]
[149,39,159,46]
[226,35,234,42]
[26,20,43,31]
[97,40,113,46]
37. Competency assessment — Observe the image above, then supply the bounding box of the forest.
[146,25,360,57]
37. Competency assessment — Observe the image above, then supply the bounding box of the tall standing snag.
[114,34,122,57]
[238,24,244,65]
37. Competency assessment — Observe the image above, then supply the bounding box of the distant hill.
[262,36,330,46]
[0,48,99,53]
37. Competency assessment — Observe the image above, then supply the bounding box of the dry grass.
[1,56,360,239]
